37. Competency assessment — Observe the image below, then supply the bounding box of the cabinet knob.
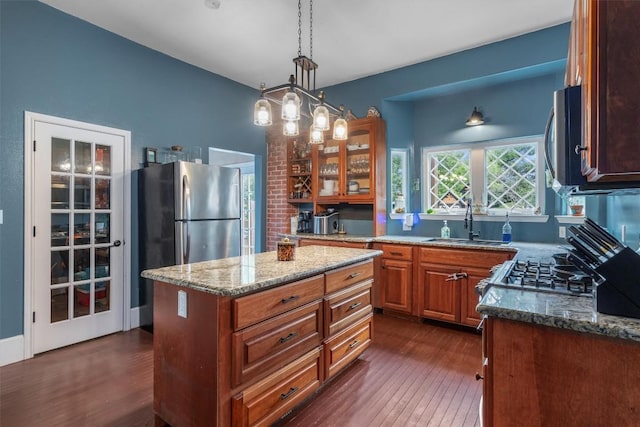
[475,373,484,381]
[574,145,588,155]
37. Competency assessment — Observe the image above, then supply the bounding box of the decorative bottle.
[441,220,451,239]
[502,213,512,243]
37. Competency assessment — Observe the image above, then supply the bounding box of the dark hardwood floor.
[0,314,481,427]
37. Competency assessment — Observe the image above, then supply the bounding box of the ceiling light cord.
[298,0,302,57]
[309,0,313,60]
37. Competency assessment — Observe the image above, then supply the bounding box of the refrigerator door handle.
[183,221,190,264]
[182,174,191,221]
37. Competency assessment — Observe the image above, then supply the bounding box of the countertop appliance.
[297,210,312,233]
[138,161,241,330]
[314,211,340,235]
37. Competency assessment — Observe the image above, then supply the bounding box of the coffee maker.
[297,210,312,233]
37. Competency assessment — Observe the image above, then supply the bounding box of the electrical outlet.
[178,290,187,318]
[559,226,566,239]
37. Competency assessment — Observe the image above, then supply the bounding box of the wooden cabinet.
[378,244,414,314]
[154,260,375,427]
[417,263,461,323]
[482,317,640,426]
[567,1,640,182]
[232,347,322,427]
[287,140,313,203]
[314,117,385,203]
[417,247,513,327]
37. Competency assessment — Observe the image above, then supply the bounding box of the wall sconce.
[465,107,484,126]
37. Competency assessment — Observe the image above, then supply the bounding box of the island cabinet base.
[153,259,375,427]
[484,317,640,427]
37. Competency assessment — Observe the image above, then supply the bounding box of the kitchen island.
[477,285,640,426]
[141,245,381,427]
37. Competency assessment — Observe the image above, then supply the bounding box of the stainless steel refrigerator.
[138,161,241,330]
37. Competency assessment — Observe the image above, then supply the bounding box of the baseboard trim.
[0,335,25,367]
[130,306,141,330]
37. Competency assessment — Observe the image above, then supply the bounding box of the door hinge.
[33,226,36,237]
[33,140,36,151]
[32,312,36,323]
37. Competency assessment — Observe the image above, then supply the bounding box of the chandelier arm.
[262,84,342,116]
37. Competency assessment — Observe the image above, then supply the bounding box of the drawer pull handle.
[348,302,362,311]
[348,340,360,349]
[281,295,300,304]
[279,332,298,344]
[347,272,361,279]
[446,272,468,281]
[280,386,299,400]
[390,251,403,256]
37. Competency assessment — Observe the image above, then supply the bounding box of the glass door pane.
[346,129,372,198]
[318,141,340,198]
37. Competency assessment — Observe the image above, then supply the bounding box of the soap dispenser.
[441,220,451,239]
[502,213,512,243]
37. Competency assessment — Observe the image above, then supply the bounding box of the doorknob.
[112,240,122,247]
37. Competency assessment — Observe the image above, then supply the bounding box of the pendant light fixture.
[253,0,353,137]
[332,105,348,140]
[309,124,324,144]
[282,76,301,121]
[312,91,330,131]
[253,83,272,126]
[283,120,299,137]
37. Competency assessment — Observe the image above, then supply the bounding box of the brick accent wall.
[266,128,298,251]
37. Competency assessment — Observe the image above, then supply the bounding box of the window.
[390,149,409,213]
[422,136,544,215]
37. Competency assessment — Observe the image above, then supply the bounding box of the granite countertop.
[284,233,566,258]
[478,286,640,343]
[141,246,382,297]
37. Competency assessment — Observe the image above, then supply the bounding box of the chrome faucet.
[464,198,480,240]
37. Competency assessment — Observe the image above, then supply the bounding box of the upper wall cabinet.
[314,117,385,204]
[567,0,640,182]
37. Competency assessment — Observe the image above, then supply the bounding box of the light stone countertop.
[141,246,382,297]
[285,233,566,259]
[478,286,640,343]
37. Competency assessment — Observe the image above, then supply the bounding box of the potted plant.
[568,196,585,216]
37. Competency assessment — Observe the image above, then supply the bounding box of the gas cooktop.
[488,259,594,297]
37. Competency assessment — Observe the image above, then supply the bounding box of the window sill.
[389,212,412,220]
[417,213,549,223]
[555,215,585,224]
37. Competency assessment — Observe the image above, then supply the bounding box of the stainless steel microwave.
[544,85,586,194]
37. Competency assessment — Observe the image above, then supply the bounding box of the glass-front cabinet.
[315,117,381,203]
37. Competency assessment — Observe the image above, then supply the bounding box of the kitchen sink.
[426,237,507,246]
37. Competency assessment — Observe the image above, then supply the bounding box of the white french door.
[26,114,130,355]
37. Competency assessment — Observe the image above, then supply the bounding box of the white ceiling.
[39,0,574,90]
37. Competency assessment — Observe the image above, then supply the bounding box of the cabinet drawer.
[324,280,373,337]
[381,244,413,260]
[419,247,513,269]
[233,275,324,330]
[232,347,322,427]
[324,314,373,380]
[232,301,323,387]
[325,260,373,294]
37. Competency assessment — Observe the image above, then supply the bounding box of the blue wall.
[0,1,265,339]
[320,23,579,241]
